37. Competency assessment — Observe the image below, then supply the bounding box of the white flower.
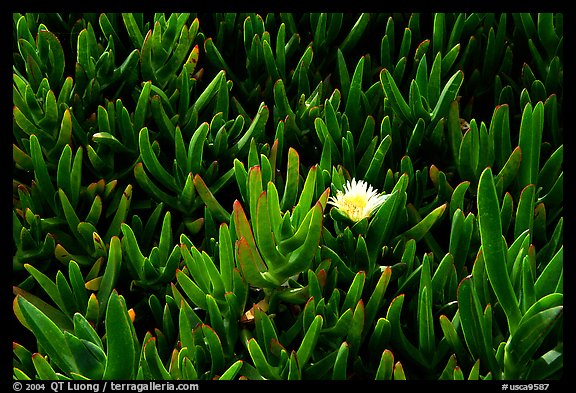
[328,178,390,222]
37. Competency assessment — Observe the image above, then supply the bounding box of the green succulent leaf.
[103,290,138,380]
[296,314,323,366]
[504,302,562,379]
[457,276,500,376]
[31,353,60,381]
[247,338,281,380]
[16,296,78,375]
[380,68,414,124]
[477,167,521,333]
[332,341,349,380]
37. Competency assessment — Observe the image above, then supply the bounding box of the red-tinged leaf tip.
[144,336,156,347]
[201,323,220,336]
[233,200,246,216]
[316,269,327,287]
[391,293,405,303]
[192,173,204,185]
[128,308,136,322]
[455,274,473,297]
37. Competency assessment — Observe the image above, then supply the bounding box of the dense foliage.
[13,12,563,381]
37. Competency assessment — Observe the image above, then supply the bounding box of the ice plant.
[328,178,389,222]
[12,12,563,381]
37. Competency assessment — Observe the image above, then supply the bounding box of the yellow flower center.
[328,179,389,223]
[339,193,368,222]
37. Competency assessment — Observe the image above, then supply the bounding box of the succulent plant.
[13,12,562,382]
